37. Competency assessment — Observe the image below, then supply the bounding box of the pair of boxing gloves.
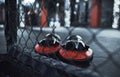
[35,33,93,64]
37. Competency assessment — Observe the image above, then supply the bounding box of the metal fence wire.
[5,0,120,77]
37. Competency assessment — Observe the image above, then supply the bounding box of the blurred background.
[0,0,120,77]
[0,0,119,28]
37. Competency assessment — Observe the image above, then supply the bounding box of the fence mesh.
[5,0,120,77]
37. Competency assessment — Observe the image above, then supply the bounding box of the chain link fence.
[3,0,120,77]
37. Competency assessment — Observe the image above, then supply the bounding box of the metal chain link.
[6,0,120,77]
